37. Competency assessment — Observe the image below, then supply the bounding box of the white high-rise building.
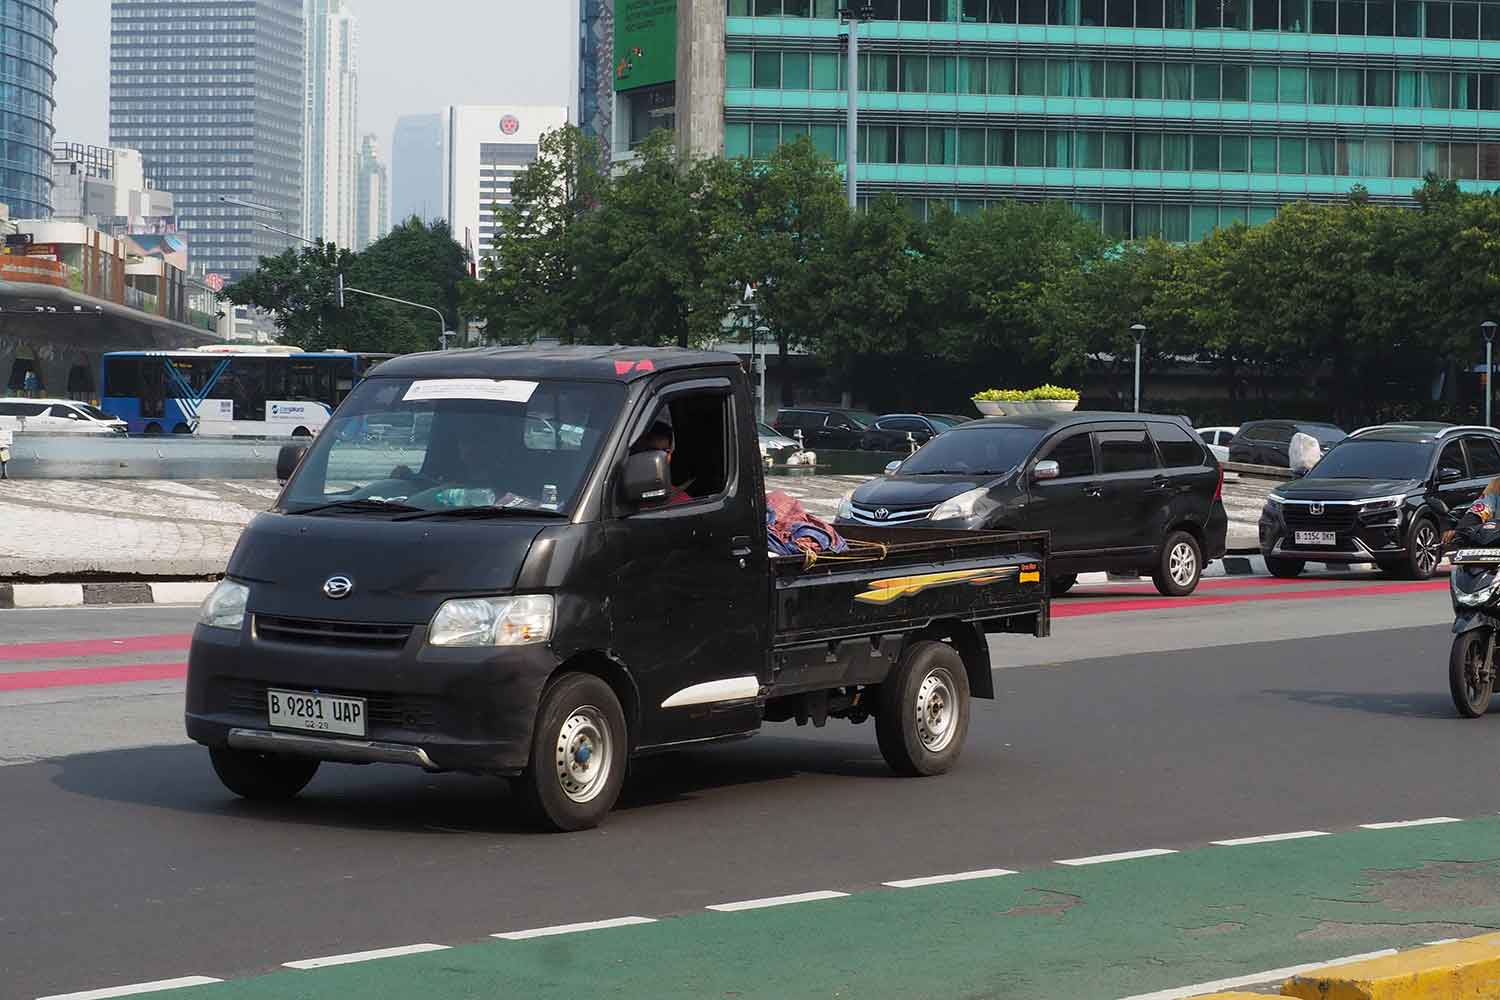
[356,133,388,250]
[303,0,358,248]
[442,105,568,268]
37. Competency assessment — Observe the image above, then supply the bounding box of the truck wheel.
[209,747,319,800]
[1152,530,1202,596]
[876,641,970,777]
[513,673,627,832]
[1051,574,1078,595]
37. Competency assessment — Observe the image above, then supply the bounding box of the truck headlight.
[198,579,249,630]
[428,595,554,647]
[930,487,988,522]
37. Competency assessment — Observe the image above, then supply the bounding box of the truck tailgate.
[772,525,1050,646]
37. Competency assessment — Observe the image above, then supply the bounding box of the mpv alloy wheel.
[1168,540,1198,589]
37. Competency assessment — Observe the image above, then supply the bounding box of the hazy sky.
[54,0,576,158]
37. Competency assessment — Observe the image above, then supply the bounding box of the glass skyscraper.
[2,0,57,219]
[723,0,1500,238]
[110,0,305,279]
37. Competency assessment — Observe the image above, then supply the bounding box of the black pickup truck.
[186,347,1050,830]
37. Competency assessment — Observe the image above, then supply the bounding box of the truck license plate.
[1294,530,1337,546]
[268,688,366,737]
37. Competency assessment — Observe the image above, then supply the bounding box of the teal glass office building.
[722,0,1500,238]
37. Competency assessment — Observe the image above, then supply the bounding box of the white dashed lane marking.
[1211,831,1330,846]
[1360,817,1463,830]
[283,943,450,969]
[37,977,223,1000]
[883,868,1017,888]
[1056,848,1177,866]
[493,916,657,940]
[706,890,849,912]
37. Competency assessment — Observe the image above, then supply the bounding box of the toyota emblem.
[874,507,890,520]
[1309,503,1325,516]
[322,575,353,599]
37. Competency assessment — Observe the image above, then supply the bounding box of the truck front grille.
[254,615,413,650]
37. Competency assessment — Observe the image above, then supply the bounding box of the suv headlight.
[836,492,854,519]
[198,579,248,630]
[930,487,988,522]
[1359,495,1404,516]
[428,595,554,647]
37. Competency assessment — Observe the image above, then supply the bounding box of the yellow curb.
[1281,933,1500,999]
[1188,993,1272,999]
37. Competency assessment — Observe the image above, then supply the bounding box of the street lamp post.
[1484,320,1498,427]
[754,325,770,424]
[839,3,875,211]
[1130,323,1147,413]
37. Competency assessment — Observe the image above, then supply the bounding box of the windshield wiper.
[286,498,424,516]
[393,505,568,522]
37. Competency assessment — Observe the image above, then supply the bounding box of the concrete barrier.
[1222,460,1294,481]
[1274,933,1500,999]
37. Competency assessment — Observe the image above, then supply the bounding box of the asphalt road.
[2,575,1489,999]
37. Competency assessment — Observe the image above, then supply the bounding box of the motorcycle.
[1449,545,1500,717]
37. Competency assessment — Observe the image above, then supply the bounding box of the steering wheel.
[390,465,439,488]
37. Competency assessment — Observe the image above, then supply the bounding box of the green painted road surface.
[169,817,1500,1000]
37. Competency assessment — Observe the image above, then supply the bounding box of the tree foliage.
[225,218,468,354]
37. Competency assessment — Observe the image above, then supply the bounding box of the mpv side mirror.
[276,443,307,484]
[1032,460,1061,482]
[1439,466,1464,485]
[622,451,671,505]
[884,460,901,476]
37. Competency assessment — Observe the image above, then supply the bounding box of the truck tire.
[209,747,319,801]
[876,640,970,777]
[1152,530,1202,596]
[1051,574,1078,595]
[513,673,627,832]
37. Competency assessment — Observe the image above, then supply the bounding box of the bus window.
[333,360,356,402]
[103,356,141,397]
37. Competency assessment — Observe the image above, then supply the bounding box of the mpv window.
[1469,437,1500,477]
[1096,429,1160,473]
[1151,422,1207,467]
[900,425,1045,476]
[883,417,926,432]
[1042,431,1095,478]
[281,377,626,515]
[1306,439,1433,480]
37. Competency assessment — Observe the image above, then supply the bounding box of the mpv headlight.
[837,492,854,519]
[930,487,988,522]
[428,595,554,647]
[198,579,249,630]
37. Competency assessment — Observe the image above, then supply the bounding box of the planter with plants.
[971,386,1080,416]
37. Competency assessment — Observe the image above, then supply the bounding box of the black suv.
[1259,423,1500,579]
[836,412,1229,596]
[1229,420,1347,468]
[861,413,964,451]
[773,407,878,450]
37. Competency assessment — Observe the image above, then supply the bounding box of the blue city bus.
[100,347,395,437]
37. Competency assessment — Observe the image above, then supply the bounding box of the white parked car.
[1196,425,1239,463]
[0,398,129,435]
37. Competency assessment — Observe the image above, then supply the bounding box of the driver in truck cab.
[630,420,693,506]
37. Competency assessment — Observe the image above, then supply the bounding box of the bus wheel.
[172,423,191,434]
[292,427,312,439]
[144,423,163,435]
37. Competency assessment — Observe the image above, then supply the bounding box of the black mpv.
[836,412,1229,596]
[1258,424,1500,579]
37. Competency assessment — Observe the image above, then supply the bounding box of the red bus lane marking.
[1053,579,1448,618]
[0,633,191,663]
[0,662,187,691]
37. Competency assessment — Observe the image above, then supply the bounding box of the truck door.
[604,378,769,749]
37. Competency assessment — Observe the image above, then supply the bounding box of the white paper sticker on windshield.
[403,379,538,403]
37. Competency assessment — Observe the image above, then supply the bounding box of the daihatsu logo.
[322,576,353,599]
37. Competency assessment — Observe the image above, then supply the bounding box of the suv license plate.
[268,688,366,737]
[1294,530,1337,546]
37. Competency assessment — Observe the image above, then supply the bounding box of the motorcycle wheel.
[1449,629,1494,719]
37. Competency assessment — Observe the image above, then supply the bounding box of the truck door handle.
[730,536,754,558]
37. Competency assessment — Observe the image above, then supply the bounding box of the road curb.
[1280,933,1500,998]
[0,580,216,609]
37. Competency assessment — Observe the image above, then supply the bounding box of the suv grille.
[221,679,438,731]
[255,615,413,650]
[1282,503,1359,532]
[849,503,936,526]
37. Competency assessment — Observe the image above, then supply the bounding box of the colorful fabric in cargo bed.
[767,490,848,557]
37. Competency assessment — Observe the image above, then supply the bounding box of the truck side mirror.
[277,443,307,484]
[1032,460,1061,482]
[622,451,671,505]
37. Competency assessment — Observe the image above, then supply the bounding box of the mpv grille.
[849,503,936,526]
[221,679,437,730]
[1281,503,1359,532]
[254,615,413,650]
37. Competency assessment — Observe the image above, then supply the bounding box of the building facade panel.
[3,0,57,219]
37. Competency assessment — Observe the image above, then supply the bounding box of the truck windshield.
[279,376,626,516]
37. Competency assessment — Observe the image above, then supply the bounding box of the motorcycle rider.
[1447,478,1500,546]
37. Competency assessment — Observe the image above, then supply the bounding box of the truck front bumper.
[185,620,560,776]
